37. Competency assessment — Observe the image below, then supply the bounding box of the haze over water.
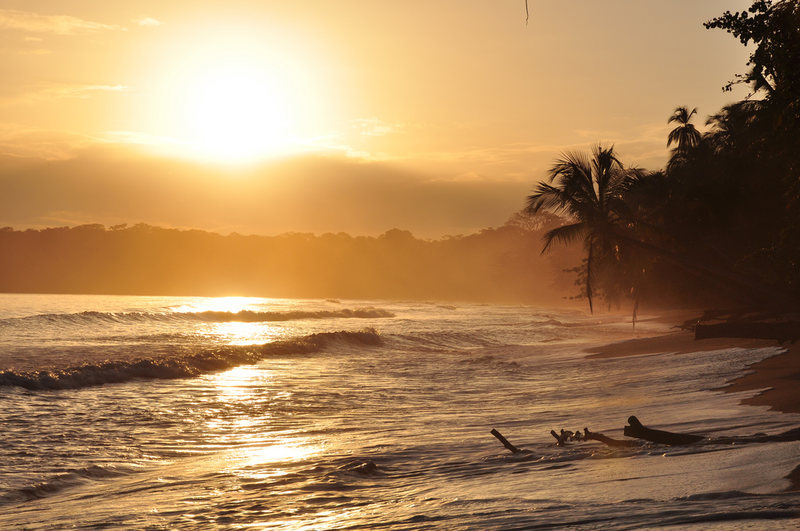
[2,294,798,529]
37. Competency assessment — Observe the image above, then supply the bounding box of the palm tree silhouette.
[667,106,702,152]
[525,145,636,313]
[526,143,796,316]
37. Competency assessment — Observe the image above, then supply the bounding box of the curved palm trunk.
[586,239,594,314]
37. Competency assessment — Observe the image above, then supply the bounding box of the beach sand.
[585,330,800,414]
[586,327,800,491]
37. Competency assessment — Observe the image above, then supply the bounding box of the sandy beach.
[585,329,800,414]
[586,325,800,491]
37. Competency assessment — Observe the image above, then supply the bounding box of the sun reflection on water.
[172,296,265,314]
[206,321,284,345]
[236,441,321,470]
[209,365,272,400]
[207,365,322,480]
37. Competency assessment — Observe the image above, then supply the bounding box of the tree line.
[0,219,579,304]
[526,0,800,317]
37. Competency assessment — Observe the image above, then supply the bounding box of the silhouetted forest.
[0,215,579,304]
[526,0,800,315]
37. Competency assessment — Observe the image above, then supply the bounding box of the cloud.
[101,131,181,147]
[0,146,530,237]
[0,124,92,160]
[351,117,401,137]
[43,84,130,99]
[135,17,161,27]
[0,84,130,106]
[0,9,120,35]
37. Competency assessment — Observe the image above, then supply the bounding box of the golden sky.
[0,0,752,236]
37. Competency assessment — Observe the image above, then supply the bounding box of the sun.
[143,29,323,164]
[139,25,339,164]
[177,62,296,163]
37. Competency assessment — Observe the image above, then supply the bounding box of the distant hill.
[0,215,579,304]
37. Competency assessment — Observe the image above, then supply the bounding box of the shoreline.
[585,330,800,414]
[586,326,800,491]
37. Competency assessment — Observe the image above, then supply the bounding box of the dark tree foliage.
[703,0,800,294]
[525,145,656,318]
[530,2,800,312]
[0,222,579,304]
[704,0,800,102]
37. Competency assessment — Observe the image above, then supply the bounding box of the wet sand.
[586,328,800,491]
[585,330,800,414]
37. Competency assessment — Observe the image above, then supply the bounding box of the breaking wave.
[189,308,395,322]
[0,308,394,326]
[0,329,382,391]
[0,464,134,505]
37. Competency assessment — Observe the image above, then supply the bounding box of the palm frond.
[592,145,622,198]
[525,182,573,214]
[541,222,588,253]
[549,151,594,197]
[668,106,697,125]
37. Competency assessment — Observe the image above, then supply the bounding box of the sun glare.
[146,28,329,164]
[181,64,294,162]
[173,296,259,314]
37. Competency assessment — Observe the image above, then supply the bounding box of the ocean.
[0,294,798,529]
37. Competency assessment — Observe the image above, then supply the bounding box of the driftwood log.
[491,423,800,454]
[584,428,639,447]
[550,429,567,446]
[491,428,521,453]
[623,416,704,445]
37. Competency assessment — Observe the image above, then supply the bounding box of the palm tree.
[667,106,702,152]
[525,145,636,313]
[526,144,798,316]
[704,100,764,154]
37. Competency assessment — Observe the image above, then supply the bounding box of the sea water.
[0,294,798,529]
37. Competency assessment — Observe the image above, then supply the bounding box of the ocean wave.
[0,464,132,505]
[188,308,395,322]
[391,330,502,352]
[0,308,394,326]
[0,329,382,391]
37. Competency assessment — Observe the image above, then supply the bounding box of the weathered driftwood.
[492,423,800,456]
[623,416,704,445]
[550,429,567,446]
[491,428,521,453]
[584,428,639,447]
[695,321,800,342]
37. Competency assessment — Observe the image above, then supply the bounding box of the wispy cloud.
[351,117,402,137]
[0,84,129,107]
[101,130,181,146]
[135,17,161,27]
[46,84,130,99]
[0,9,120,35]
[0,123,91,160]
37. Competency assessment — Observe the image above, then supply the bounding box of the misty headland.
[0,216,578,303]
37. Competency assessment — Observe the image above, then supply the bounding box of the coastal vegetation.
[0,220,578,304]
[527,0,800,313]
